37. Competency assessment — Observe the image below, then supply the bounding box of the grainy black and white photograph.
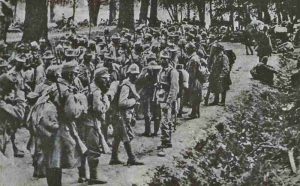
[0,0,300,185]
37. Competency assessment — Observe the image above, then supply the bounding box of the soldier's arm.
[93,90,110,114]
[167,69,179,105]
[0,90,26,121]
[106,81,120,102]
[221,55,230,77]
[118,85,136,108]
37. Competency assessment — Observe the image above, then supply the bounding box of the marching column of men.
[0,22,234,185]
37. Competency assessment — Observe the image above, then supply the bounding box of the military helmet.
[62,61,79,73]
[127,63,140,74]
[42,50,55,60]
[160,51,170,59]
[95,67,110,79]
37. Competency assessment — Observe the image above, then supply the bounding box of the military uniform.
[110,64,144,166]
[155,62,179,150]
[0,74,25,161]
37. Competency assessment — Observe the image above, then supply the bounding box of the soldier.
[109,63,144,166]
[78,52,95,88]
[207,43,230,106]
[43,62,87,186]
[155,52,179,157]
[77,67,112,184]
[256,26,272,62]
[139,61,161,137]
[0,74,25,161]
[186,43,207,118]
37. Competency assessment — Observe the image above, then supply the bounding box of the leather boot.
[88,159,107,185]
[124,142,144,166]
[219,92,226,106]
[152,119,160,136]
[109,139,124,165]
[209,93,219,106]
[46,168,62,186]
[78,156,87,183]
[142,116,151,137]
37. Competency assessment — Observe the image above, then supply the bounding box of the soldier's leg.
[152,103,161,136]
[160,106,172,147]
[109,136,123,165]
[0,130,14,162]
[124,141,144,166]
[219,91,227,106]
[88,158,107,185]
[46,168,62,186]
[11,132,24,158]
[142,99,151,136]
[78,155,87,183]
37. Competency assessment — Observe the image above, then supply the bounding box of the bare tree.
[118,0,134,30]
[149,0,159,27]
[139,0,149,23]
[109,0,117,25]
[22,0,48,42]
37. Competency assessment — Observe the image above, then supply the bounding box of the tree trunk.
[72,0,76,20]
[186,2,190,21]
[262,2,270,24]
[88,0,102,26]
[197,0,205,27]
[109,0,117,25]
[149,0,159,27]
[139,0,149,24]
[297,0,300,19]
[229,0,234,31]
[50,1,55,23]
[22,0,48,42]
[209,0,213,23]
[118,0,134,30]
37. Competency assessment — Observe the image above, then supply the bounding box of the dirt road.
[0,43,279,186]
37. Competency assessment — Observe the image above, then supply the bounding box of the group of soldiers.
[0,22,233,185]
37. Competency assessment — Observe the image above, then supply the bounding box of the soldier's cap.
[98,41,106,46]
[27,92,40,100]
[145,33,153,39]
[178,38,187,46]
[201,31,207,36]
[95,67,110,79]
[148,61,161,70]
[187,32,195,38]
[168,44,177,52]
[134,41,142,47]
[62,61,79,73]
[214,43,225,51]
[111,34,121,41]
[39,38,46,43]
[30,41,40,51]
[160,51,170,59]
[147,53,157,60]
[0,40,7,49]
[46,65,61,77]
[65,48,78,57]
[124,33,132,39]
[42,50,55,60]
[127,63,140,74]
[208,34,216,39]
[120,38,129,44]
[185,42,196,50]
[0,58,8,67]
[15,54,27,63]
[0,74,17,88]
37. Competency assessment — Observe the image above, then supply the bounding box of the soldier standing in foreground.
[155,52,179,157]
[109,63,144,166]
